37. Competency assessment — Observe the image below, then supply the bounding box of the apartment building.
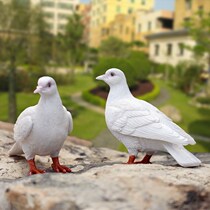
[174,0,210,29]
[89,0,154,47]
[33,0,79,35]
[135,10,173,43]
[147,0,210,67]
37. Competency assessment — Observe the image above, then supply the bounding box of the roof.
[146,29,189,40]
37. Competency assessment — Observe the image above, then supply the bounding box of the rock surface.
[0,125,210,210]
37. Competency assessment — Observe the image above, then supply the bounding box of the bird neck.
[107,82,132,104]
[38,92,62,108]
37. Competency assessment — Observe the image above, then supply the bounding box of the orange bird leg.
[135,154,152,164]
[27,159,45,175]
[51,157,71,173]
[125,155,136,164]
[124,154,153,164]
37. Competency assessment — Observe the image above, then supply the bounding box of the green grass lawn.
[154,80,210,152]
[0,73,107,140]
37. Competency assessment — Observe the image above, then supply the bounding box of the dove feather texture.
[97,68,201,167]
[9,76,73,161]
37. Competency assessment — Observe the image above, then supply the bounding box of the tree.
[57,13,85,81]
[184,10,210,94]
[99,37,130,58]
[0,0,50,122]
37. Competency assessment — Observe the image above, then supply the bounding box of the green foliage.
[172,61,202,94]
[56,13,86,68]
[82,90,106,107]
[99,37,130,58]
[196,97,210,105]
[137,82,160,102]
[93,57,137,88]
[83,82,160,108]
[127,51,151,80]
[183,10,210,69]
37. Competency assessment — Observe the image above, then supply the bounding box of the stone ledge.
[0,128,210,210]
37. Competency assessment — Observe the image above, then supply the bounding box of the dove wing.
[14,107,34,142]
[107,99,190,145]
[63,106,73,133]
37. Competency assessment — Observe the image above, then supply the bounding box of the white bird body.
[9,76,73,174]
[97,68,201,167]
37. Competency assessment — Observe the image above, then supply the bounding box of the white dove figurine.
[9,76,73,175]
[96,68,201,167]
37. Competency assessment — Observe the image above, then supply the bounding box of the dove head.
[34,76,57,96]
[96,68,127,87]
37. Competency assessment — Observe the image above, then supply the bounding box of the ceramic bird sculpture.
[9,76,73,175]
[96,68,201,167]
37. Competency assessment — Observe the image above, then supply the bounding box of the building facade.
[147,30,195,66]
[174,0,210,29]
[33,0,79,35]
[147,0,210,67]
[135,10,173,43]
[89,0,154,47]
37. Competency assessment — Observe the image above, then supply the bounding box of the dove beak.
[96,74,105,81]
[34,86,43,94]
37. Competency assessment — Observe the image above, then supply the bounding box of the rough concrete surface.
[0,124,210,210]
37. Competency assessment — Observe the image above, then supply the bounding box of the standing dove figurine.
[96,68,201,167]
[9,76,73,175]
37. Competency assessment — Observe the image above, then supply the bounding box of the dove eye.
[110,72,115,77]
[47,82,51,88]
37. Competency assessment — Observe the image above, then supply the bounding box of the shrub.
[196,97,210,105]
[127,51,151,81]
[93,57,137,88]
[82,90,106,107]
[83,82,160,107]
[137,82,160,102]
[172,61,202,94]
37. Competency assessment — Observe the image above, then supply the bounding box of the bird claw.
[134,161,152,164]
[28,169,46,176]
[51,164,71,173]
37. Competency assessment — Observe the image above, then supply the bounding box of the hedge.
[196,97,210,105]
[137,82,160,102]
[82,82,160,107]
[82,90,106,108]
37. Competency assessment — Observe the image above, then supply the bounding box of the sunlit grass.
[0,73,106,140]
[154,79,210,152]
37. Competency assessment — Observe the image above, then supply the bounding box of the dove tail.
[164,144,201,167]
[8,142,23,156]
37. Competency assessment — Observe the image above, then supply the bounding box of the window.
[125,27,129,34]
[184,17,191,24]
[58,24,65,30]
[185,0,192,10]
[178,43,184,56]
[167,43,172,56]
[116,6,121,13]
[41,1,54,7]
[141,0,146,5]
[128,8,133,14]
[130,0,135,3]
[102,16,106,23]
[44,12,54,18]
[58,3,73,10]
[119,25,123,33]
[103,4,107,12]
[138,24,141,33]
[154,44,159,56]
[148,21,152,31]
[58,13,69,19]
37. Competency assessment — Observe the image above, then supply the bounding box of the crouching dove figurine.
[96,68,201,167]
[9,76,73,175]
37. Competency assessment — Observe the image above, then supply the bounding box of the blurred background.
[0,0,210,153]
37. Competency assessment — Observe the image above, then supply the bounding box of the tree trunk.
[206,53,210,96]
[8,59,17,123]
